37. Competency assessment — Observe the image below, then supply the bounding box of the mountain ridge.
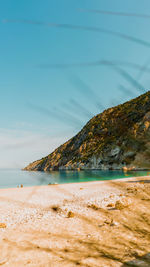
[24,91,150,171]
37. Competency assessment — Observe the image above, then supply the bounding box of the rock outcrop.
[24,91,150,171]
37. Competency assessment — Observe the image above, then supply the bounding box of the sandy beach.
[0,176,150,267]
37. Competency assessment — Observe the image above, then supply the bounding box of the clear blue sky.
[0,0,150,168]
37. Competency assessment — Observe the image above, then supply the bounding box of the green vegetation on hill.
[24,91,150,171]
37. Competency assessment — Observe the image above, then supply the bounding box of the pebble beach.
[0,177,150,266]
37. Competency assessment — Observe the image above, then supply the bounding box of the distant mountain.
[24,91,150,171]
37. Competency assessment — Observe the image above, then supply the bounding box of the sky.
[0,0,150,168]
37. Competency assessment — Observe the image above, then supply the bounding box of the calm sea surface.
[0,169,149,189]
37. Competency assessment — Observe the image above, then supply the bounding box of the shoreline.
[0,176,150,266]
[0,174,149,191]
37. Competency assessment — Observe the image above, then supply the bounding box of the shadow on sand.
[127,180,150,184]
[122,252,150,266]
[0,178,150,266]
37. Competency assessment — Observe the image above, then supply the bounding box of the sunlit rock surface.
[24,91,150,171]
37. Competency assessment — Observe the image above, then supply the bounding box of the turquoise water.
[0,169,149,189]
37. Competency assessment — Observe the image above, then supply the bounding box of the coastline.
[0,172,150,191]
[0,176,150,266]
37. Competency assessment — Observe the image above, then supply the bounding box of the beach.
[0,176,150,267]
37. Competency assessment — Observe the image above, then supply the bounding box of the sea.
[0,169,149,189]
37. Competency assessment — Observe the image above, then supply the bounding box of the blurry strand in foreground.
[37,60,150,74]
[78,8,150,20]
[3,19,150,48]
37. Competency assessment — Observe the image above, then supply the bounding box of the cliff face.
[24,92,150,171]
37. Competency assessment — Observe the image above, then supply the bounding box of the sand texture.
[0,177,150,266]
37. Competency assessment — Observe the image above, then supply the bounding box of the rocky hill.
[24,91,150,171]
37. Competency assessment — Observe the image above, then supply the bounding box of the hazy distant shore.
[0,176,150,266]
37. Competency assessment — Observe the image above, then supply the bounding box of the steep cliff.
[24,91,150,171]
